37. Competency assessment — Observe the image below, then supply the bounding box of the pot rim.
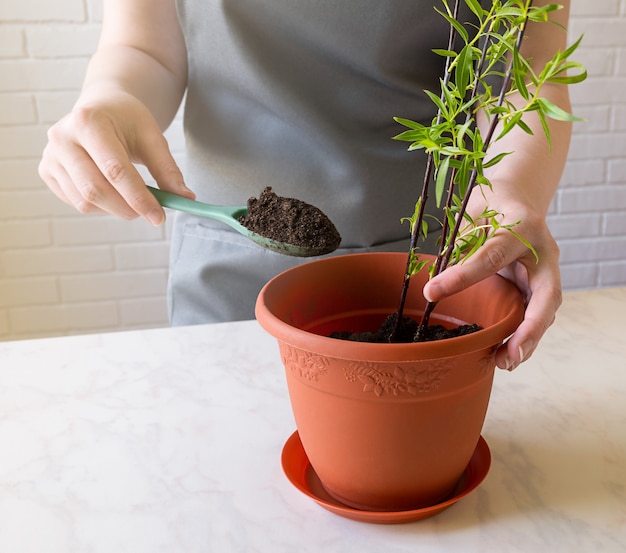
[255,252,525,362]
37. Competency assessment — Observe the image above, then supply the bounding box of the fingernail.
[182,184,195,197]
[147,208,164,226]
[518,341,534,364]
[498,357,514,371]
[423,282,437,303]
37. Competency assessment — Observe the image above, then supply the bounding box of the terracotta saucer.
[281,431,491,524]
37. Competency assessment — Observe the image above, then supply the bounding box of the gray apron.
[171,0,472,324]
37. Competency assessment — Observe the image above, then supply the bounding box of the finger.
[495,260,561,371]
[39,152,72,206]
[495,286,560,370]
[39,151,108,215]
[52,141,139,219]
[424,233,528,302]
[76,120,165,225]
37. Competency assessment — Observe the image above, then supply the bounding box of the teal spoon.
[147,186,335,257]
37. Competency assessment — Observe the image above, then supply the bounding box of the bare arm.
[80,0,188,128]
[39,0,193,225]
[424,0,574,371]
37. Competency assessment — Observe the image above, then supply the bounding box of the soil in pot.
[239,187,341,253]
[330,312,483,343]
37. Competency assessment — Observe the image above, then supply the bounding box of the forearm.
[477,0,573,217]
[75,0,188,131]
[478,83,572,217]
[77,44,187,131]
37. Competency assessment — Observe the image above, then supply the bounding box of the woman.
[39,0,572,371]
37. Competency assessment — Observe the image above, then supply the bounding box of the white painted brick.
[599,260,626,286]
[603,211,626,235]
[0,276,58,308]
[570,0,619,17]
[0,26,25,58]
[52,216,166,246]
[26,25,100,58]
[87,0,103,23]
[558,235,626,263]
[547,213,602,239]
[607,158,626,182]
[0,125,48,158]
[570,48,615,78]
[0,1,85,22]
[569,78,626,106]
[567,132,626,160]
[0,159,42,190]
[560,159,605,188]
[0,58,88,92]
[559,262,599,290]
[36,91,79,123]
[120,297,168,327]
[2,245,113,277]
[610,105,626,131]
[0,93,36,124]
[559,185,626,213]
[0,189,77,219]
[114,242,170,270]
[9,302,119,336]
[615,48,626,76]
[0,220,51,248]
[571,105,611,134]
[60,270,167,302]
[569,20,626,47]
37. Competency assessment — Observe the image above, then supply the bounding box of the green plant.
[390,0,586,341]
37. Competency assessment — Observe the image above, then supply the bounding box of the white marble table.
[0,287,625,552]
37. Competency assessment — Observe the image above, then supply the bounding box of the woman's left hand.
[423,198,562,371]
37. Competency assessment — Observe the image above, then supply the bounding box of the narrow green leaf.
[482,151,511,168]
[435,156,451,208]
[424,89,448,116]
[498,112,522,140]
[393,117,423,130]
[537,110,552,150]
[561,34,585,61]
[548,62,588,85]
[434,7,469,42]
[512,50,530,101]
[465,0,484,19]
[432,48,457,58]
[392,130,424,142]
[537,97,582,122]
[516,118,534,135]
[508,228,539,262]
[455,44,472,97]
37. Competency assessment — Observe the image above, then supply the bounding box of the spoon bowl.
[148,187,337,257]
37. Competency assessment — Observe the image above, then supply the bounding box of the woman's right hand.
[39,90,194,227]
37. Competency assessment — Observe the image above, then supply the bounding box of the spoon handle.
[147,187,248,230]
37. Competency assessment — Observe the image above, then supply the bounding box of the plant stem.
[389,0,462,342]
[415,4,531,338]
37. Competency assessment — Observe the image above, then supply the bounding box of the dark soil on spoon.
[330,312,482,343]
[239,187,341,253]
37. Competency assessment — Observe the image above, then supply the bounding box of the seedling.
[390,0,586,341]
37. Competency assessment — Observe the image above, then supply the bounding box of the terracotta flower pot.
[255,252,524,512]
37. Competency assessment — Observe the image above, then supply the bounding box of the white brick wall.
[0,0,624,341]
[552,0,626,290]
